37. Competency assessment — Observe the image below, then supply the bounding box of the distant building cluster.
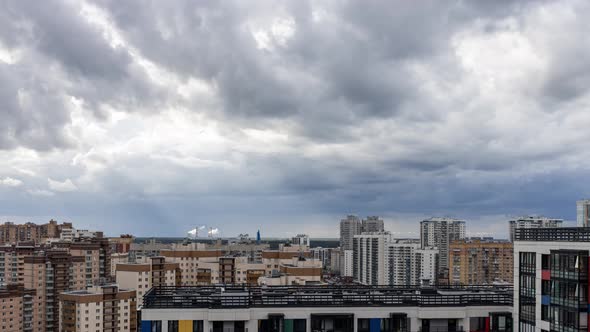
[0,220,117,331]
[1,199,590,331]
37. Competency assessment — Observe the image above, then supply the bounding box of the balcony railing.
[142,285,513,309]
[515,227,590,242]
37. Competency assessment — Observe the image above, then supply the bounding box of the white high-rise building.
[340,215,362,250]
[291,234,310,247]
[342,250,353,277]
[386,240,439,286]
[353,232,391,285]
[508,215,563,242]
[387,239,421,286]
[577,200,590,227]
[420,217,465,274]
[416,247,438,286]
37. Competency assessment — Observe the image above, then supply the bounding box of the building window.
[168,320,179,332]
[519,252,536,324]
[541,305,549,321]
[357,319,369,332]
[151,321,162,332]
[541,280,550,295]
[193,320,204,332]
[542,254,550,270]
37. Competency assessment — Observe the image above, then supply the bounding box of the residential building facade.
[508,216,563,242]
[416,247,439,286]
[59,284,137,332]
[386,239,439,286]
[577,200,590,227]
[420,217,466,280]
[353,232,391,285]
[0,284,38,332]
[0,220,73,244]
[115,257,179,309]
[141,284,513,332]
[514,227,590,332]
[342,249,353,277]
[340,215,362,250]
[291,234,310,247]
[362,216,385,233]
[160,243,322,286]
[449,238,513,286]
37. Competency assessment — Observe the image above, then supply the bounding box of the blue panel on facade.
[370,318,381,332]
[542,295,550,305]
[142,320,152,331]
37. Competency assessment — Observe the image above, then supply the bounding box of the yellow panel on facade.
[179,320,193,332]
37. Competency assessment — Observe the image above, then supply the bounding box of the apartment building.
[65,237,112,284]
[508,216,563,242]
[116,257,179,309]
[386,240,439,286]
[291,234,310,247]
[207,240,270,263]
[23,250,88,332]
[310,247,332,270]
[449,238,513,286]
[0,220,73,244]
[514,227,590,332]
[160,243,321,286]
[0,244,37,286]
[109,235,134,254]
[420,217,466,280]
[129,239,172,263]
[577,200,590,227]
[111,252,130,277]
[362,216,385,233]
[141,284,513,332]
[340,215,362,250]
[342,249,353,277]
[258,256,322,286]
[387,240,421,286]
[0,284,39,332]
[59,284,137,332]
[353,232,391,285]
[340,215,385,251]
[416,247,439,286]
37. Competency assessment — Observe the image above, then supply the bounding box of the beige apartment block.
[116,257,179,309]
[0,220,73,245]
[449,238,513,286]
[160,243,322,286]
[110,252,129,277]
[59,284,137,332]
[0,244,37,285]
[24,250,86,332]
[0,284,39,332]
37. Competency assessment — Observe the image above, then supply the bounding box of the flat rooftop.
[142,285,513,309]
[515,227,590,242]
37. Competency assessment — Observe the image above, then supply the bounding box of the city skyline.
[2,1,590,237]
[0,212,577,239]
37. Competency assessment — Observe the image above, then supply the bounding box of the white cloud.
[48,178,78,192]
[27,189,55,197]
[0,177,23,187]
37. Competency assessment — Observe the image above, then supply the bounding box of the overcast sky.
[0,0,588,238]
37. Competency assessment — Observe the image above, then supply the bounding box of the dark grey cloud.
[0,63,73,150]
[1,0,590,236]
[0,0,170,150]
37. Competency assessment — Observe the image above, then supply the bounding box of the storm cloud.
[0,0,589,236]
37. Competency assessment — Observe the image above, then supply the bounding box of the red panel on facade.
[541,270,550,280]
[485,317,490,332]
